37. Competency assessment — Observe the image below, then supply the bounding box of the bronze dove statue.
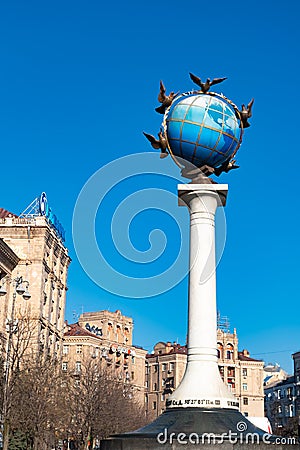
[143,131,169,158]
[236,98,254,128]
[189,73,227,94]
[214,158,240,176]
[155,80,179,114]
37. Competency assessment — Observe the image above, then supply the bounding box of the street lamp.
[0,275,31,450]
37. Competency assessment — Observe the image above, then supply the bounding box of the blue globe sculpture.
[165,93,242,168]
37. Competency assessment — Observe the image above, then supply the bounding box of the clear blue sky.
[0,0,299,373]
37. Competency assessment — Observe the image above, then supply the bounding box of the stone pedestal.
[100,408,298,449]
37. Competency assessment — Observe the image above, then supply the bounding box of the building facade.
[292,351,300,417]
[262,352,300,433]
[264,375,296,430]
[0,200,70,359]
[145,329,265,418]
[62,310,147,403]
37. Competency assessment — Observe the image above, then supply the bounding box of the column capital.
[178,184,228,207]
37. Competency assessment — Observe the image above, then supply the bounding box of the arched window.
[217,343,223,359]
[226,343,234,360]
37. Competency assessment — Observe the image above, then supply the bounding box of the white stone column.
[166,184,238,410]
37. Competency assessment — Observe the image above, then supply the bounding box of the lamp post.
[0,275,31,450]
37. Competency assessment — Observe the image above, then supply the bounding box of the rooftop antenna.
[217,311,230,333]
[19,197,40,218]
[72,310,80,322]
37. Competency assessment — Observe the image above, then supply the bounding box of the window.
[132,356,135,364]
[242,383,248,391]
[76,345,82,354]
[277,389,281,399]
[169,362,174,371]
[153,364,158,373]
[153,382,157,391]
[228,367,235,378]
[145,381,148,388]
[242,368,247,377]
[62,362,68,371]
[226,344,234,360]
[217,343,223,359]
[243,397,248,405]
[63,345,69,355]
[161,393,165,401]
[75,361,81,372]
[116,324,121,342]
[169,377,174,388]
[131,371,134,380]
[145,364,149,375]
[162,379,165,387]
[153,401,157,410]
[162,363,167,371]
[244,412,249,417]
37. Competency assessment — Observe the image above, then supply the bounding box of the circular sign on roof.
[39,192,49,216]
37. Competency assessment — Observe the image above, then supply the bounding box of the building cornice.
[0,238,20,274]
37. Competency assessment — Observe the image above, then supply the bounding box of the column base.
[100,408,291,449]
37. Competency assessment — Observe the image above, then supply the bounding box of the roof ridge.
[0,208,18,218]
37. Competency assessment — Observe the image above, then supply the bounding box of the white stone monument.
[166,183,238,411]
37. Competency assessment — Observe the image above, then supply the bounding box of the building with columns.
[0,196,70,360]
[145,329,264,418]
[62,309,147,403]
[0,235,20,353]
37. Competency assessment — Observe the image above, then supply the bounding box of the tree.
[64,357,147,449]
[1,308,37,450]
[9,356,68,450]
[1,311,149,449]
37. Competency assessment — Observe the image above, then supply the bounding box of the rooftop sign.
[39,192,66,242]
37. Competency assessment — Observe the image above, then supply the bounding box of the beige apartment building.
[0,196,70,359]
[62,309,147,403]
[145,329,264,418]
